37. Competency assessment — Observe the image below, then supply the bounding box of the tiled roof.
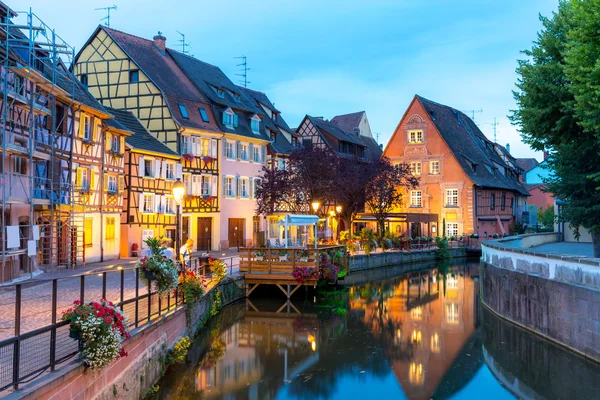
[515,158,539,173]
[331,111,365,134]
[238,86,292,132]
[359,135,383,161]
[308,116,365,146]
[94,27,219,133]
[105,107,178,157]
[416,96,529,195]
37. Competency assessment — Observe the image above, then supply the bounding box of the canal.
[156,259,600,399]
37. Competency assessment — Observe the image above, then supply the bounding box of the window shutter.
[233,114,238,127]
[77,115,84,138]
[261,145,266,163]
[118,176,125,192]
[211,139,218,158]
[139,193,144,213]
[76,167,83,186]
[119,136,125,154]
[192,175,198,195]
[222,140,227,157]
[92,118,98,142]
[211,175,218,196]
[153,194,159,213]
[235,176,240,198]
[161,160,167,179]
[105,132,112,151]
[175,163,182,179]
[249,179,254,199]
[153,160,160,178]
[235,141,241,161]
[138,156,145,177]
[248,143,254,162]
[103,174,109,192]
[222,112,227,125]
[161,195,167,213]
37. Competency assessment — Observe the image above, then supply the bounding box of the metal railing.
[0,256,214,392]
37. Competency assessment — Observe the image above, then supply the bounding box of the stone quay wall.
[481,235,600,362]
[17,277,245,400]
[349,247,465,272]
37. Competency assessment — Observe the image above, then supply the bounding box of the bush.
[380,238,392,251]
[435,237,450,260]
[167,336,191,365]
[339,230,351,242]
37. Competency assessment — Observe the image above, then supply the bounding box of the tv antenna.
[95,5,117,27]
[235,55,250,88]
[486,117,500,143]
[176,30,191,55]
[374,132,381,143]
[462,108,483,123]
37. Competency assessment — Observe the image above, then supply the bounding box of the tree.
[510,0,600,256]
[335,156,378,227]
[537,205,555,231]
[254,164,303,215]
[287,146,339,208]
[364,157,419,236]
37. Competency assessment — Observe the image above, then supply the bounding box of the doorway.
[197,217,212,252]
[228,218,245,250]
[410,222,422,238]
[182,216,190,245]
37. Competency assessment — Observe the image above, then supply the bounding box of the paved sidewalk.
[529,242,595,258]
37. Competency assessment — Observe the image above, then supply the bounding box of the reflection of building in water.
[194,313,320,399]
[350,267,477,400]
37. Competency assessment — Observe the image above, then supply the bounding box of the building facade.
[383,96,529,238]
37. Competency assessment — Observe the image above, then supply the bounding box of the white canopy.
[278,214,319,226]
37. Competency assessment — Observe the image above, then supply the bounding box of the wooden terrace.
[240,245,347,299]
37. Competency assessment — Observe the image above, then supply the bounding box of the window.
[445,189,458,207]
[80,74,88,87]
[79,167,90,190]
[165,163,175,180]
[447,222,458,237]
[84,218,93,247]
[225,141,235,159]
[142,193,154,213]
[240,144,248,160]
[501,192,506,210]
[129,70,139,83]
[240,178,249,198]
[107,176,117,193]
[225,177,235,197]
[182,136,190,154]
[253,145,260,162]
[410,190,422,207]
[165,197,175,214]
[292,137,298,147]
[490,193,496,210]
[201,175,210,196]
[14,156,26,175]
[223,111,232,127]
[199,108,209,122]
[111,134,120,153]
[430,161,440,175]
[270,131,276,142]
[302,138,313,149]
[408,130,423,143]
[183,174,192,194]
[410,162,422,176]
[200,138,210,156]
[106,217,116,240]
[278,158,286,171]
[213,86,225,98]
[233,93,241,103]
[144,159,153,177]
[178,104,189,119]
[82,115,91,141]
[251,118,260,134]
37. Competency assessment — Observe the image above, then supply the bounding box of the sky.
[16,0,558,159]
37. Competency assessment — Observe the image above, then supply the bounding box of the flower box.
[298,257,308,262]
[279,255,287,262]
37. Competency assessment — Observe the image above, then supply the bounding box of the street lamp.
[335,205,342,214]
[311,201,320,214]
[172,178,186,253]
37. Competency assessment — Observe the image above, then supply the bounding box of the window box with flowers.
[61,299,130,369]
[202,155,215,164]
[182,154,196,163]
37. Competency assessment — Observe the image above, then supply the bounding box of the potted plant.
[255,249,265,261]
[209,258,227,282]
[278,249,288,262]
[470,233,479,238]
[298,249,309,262]
[449,235,456,241]
[61,299,130,369]
[137,237,178,294]
[178,270,207,307]
[492,233,499,239]
[458,235,464,241]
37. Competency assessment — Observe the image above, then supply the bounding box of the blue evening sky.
[19,0,558,158]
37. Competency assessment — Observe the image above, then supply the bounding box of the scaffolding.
[0,4,85,282]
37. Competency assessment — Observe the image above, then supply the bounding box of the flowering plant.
[61,299,129,369]
[319,254,342,283]
[292,266,319,283]
[202,156,215,164]
[209,257,227,282]
[179,270,207,305]
[182,153,195,162]
[137,237,178,294]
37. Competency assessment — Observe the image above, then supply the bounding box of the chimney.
[543,151,549,161]
[505,143,510,154]
[153,31,166,52]
[353,127,361,137]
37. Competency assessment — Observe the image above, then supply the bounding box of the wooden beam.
[275,284,288,298]
[276,301,289,313]
[247,283,261,296]
[289,284,302,297]
[246,298,259,312]
[289,302,301,314]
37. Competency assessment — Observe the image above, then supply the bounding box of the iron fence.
[0,256,219,392]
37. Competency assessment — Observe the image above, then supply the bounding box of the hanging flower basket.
[182,154,196,163]
[61,299,130,369]
[143,270,156,281]
[137,237,178,294]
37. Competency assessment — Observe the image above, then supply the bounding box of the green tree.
[510,0,600,255]
[537,205,555,231]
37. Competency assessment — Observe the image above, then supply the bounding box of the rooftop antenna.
[374,132,381,144]
[235,55,250,88]
[176,30,191,55]
[95,5,117,27]
[485,117,500,143]
[461,109,483,123]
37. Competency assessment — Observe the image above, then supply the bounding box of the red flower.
[104,317,113,324]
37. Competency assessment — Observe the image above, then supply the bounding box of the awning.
[279,214,319,226]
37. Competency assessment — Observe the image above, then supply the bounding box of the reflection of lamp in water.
[308,334,317,352]
[431,333,440,353]
[409,362,424,385]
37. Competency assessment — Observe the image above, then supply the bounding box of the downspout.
[100,126,105,262]
[473,184,478,235]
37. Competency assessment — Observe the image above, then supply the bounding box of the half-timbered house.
[74,27,222,251]
[105,108,182,257]
[382,95,529,238]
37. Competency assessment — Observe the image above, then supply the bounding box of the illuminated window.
[431,333,440,353]
[411,306,422,320]
[410,190,422,207]
[430,160,440,175]
[410,162,422,176]
[408,130,423,143]
[84,218,93,247]
[142,193,154,213]
[201,138,210,157]
[446,303,460,324]
[409,362,424,385]
[105,217,116,240]
[411,330,422,345]
[445,189,458,207]
[447,223,458,237]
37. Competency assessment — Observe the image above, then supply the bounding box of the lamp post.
[311,201,320,244]
[335,205,342,241]
[172,178,185,254]
[311,201,320,214]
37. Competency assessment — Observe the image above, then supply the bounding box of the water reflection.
[157,260,599,399]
